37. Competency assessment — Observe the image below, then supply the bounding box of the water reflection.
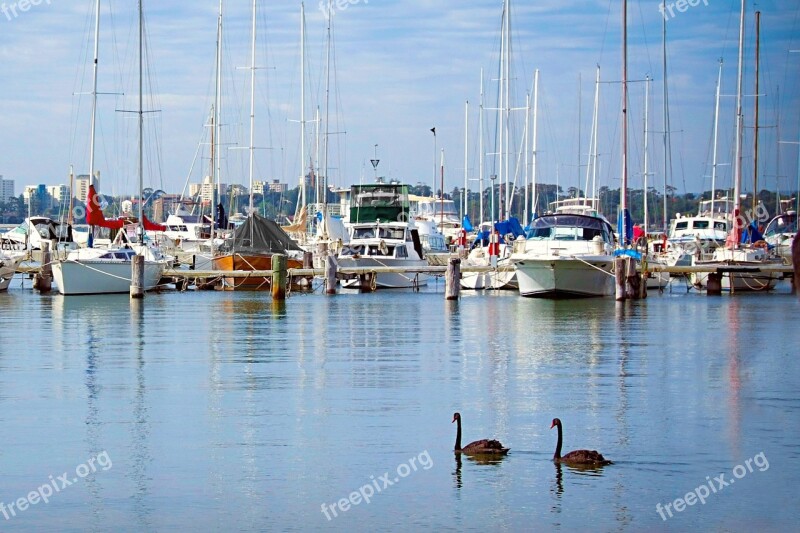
[130,298,153,529]
[453,453,462,489]
[452,451,507,491]
[552,461,564,497]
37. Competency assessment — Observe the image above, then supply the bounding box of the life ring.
[379,239,389,256]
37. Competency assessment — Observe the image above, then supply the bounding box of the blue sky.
[1,0,798,203]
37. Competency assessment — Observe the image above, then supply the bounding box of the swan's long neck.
[554,422,563,460]
[455,418,462,451]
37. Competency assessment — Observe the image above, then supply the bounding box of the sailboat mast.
[88,0,101,188]
[577,72,582,192]
[479,69,485,223]
[620,0,629,245]
[137,0,144,239]
[752,11,761,219]
[247,0,257,214]
[523,91,529,225]
[299,2,306,213]
[215,0,224,214]
[644,75,650,235]
[495,0,508,220]
[531,69,539,217]
[732,0,746,247]
[662,16,669,233]
[464,100,469,220]
[503,0,511,220]
[590,66,600,202]
[584,67,598,205]
[710,59,723,216]
[322,0,332,214]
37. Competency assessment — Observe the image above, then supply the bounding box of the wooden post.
[325,253,337,295]
[446,257,461,300]
[34,241,52,292]
[303,251,313,269]
[614,256,626,301]
[707,272,722,295]
[624,256,637,299]
[271,253,287,301]
[359,273,376,293]
[130,254,145,299]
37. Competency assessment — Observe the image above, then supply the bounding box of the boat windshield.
[764,214,797,237]
[352,226,406,240]
[526,215,610,242]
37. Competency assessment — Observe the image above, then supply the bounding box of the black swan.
[452,412,509,455]
[550,418,611,465]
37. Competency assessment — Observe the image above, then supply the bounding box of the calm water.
[1,277,799,532]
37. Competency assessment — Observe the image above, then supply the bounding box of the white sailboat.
[53,0,167,295]
[692,4,781,292]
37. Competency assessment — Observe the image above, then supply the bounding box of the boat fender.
[458,228,467,248]
[488,230,500,257]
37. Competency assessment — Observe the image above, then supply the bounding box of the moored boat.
[511,207,616,298]
[338,182,428,289]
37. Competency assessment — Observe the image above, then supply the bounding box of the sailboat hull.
[691,249,782,292]
[212,253,303,291]
[52,259,166,295]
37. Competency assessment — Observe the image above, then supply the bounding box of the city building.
[193,176,228,206]
[0,176,14,202]
[47,185,70,208]
[75,174,100,204]
[267,179,288,194]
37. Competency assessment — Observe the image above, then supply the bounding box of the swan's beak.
[452,417,456,423]
[549,421,556,429]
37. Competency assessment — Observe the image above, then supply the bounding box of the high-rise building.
[194,175,227,206]
[47,185,70,207]
[0,176,14,202]
[75,174,100,203]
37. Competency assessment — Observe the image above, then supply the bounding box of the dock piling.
[130,254,145,299]
[325,253,337,295]
[271,254,287,301]
[615,257,626,301]
[445,257,461,301]
[33,241,52,293]
[706,272,722,295]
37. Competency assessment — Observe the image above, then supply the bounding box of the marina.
[2,0,800,531]
[1,278,799,531]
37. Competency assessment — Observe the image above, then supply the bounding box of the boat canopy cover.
[528,214,613,232]
[494,217,525,238]
[222,213,303,254]
[470,218,525,249]
[617,209,633,246]
[741,221,765,244]
[462,214,474,232]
